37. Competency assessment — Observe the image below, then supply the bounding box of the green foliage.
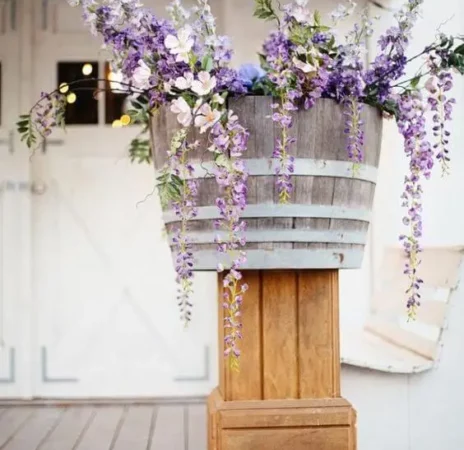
[435,35,464,74]
[249,72,278,96]
[201,54,214,72]
[448,52,464,74]
[289,23,313,46]
[16,114,37,149]
[156,172,184,208]
[126,95,150,124]
[253,0,279,24]
[455,43,464,55]
[410,75,421,89]
[54,94,67,130]
[363,96,399,118]
[129,136,151,164]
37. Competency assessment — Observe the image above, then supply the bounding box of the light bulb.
[59,83,69,94]
[66,93,77,104]
[120,115,131,126]
[82,63,93,76]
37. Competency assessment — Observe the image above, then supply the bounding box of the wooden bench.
[341,246,464,373]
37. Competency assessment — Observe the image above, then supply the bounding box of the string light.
[82,63,93,76]
[120,114,131,126]
[112,119,123,128]
[59,83,69,94]
[66,93,77,104]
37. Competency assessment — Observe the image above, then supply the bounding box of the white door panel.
[31,5,217,397]
[0,0,31,399]
[32,151,217,397]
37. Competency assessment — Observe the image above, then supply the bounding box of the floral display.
[17,0,464,365]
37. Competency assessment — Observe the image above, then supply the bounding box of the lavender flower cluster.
[20,0,464,360]
[397,93,434,315]
[211,113,250,364]
[258,0,462,317]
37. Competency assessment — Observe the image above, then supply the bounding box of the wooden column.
[208,270,356,450]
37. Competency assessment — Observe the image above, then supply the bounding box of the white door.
[29,0,217,398]
[0,0,34,399]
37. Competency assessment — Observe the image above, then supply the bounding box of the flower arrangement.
[18,0,464,367]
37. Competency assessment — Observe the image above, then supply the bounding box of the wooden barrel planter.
[150,96,383,270]
[150,96,383,450]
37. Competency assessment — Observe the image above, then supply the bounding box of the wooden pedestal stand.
[208,270,356,450]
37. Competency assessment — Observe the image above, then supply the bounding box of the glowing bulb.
[82,63,93,76]
[66,93,77,104]
[59,83,69,94]
[120,115,131,126]
[112,119,123,128]
[108,70,125,92]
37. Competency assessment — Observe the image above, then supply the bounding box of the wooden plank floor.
[0,403,207,450]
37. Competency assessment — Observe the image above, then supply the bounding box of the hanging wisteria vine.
[17,0,464,360]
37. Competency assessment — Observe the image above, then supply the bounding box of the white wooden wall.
[341,0,464,449]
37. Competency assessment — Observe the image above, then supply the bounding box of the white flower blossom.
[212,93,225,105]
[289,5,312,23]
[194,103,221,133]
[132,60,151,90]
[171,97,193,127]
[331,0,357,24]
[164,81,174,94]
[293,57,318,74]
[165,27,194,64]
[191,71,217,96]
[228,110,238,122]
[175,72,194,90]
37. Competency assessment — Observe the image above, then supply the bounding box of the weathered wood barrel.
[150,96,382,270]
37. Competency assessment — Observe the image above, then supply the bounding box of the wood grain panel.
[222,427,351,450]
[223,271,262,401]
[262,271,298,399]
[298,270,340,398]
[220,407,351,429]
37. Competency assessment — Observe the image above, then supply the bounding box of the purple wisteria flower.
[425,71,455,175]
[18,0,464,358]
[211,113,249,365]
[364,0,423,102]
[397,92,434,317]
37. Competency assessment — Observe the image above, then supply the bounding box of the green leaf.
[455,43,464,55]
[290,23,312,46]
[201,55,214,72]
[128,137,152,164]
[314,10,321,26]
[16,113,37,149]
[253,0,279,24]
[449,53,464,72]
[410,75,421,89]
